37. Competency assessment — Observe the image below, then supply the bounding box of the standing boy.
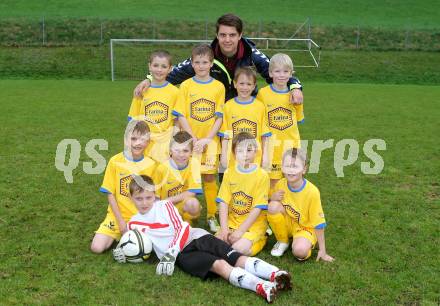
[128,50,179,163]
[257,53,304,192]
[172,44,225,232]
[219,67,271,170]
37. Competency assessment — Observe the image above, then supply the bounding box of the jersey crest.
[232,119,257,138]
[231,191,253,215]
[190,98,215,122]
[144,101,169,124]
[268,107,293,130]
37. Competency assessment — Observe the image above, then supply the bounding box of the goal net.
[110,37,320,81]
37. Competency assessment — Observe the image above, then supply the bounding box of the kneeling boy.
[160,131,202,225]
[267,148,334,262]
[90,120,167,254]
[216,132,270,256]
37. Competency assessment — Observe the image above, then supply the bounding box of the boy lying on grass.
[113,174,292,303]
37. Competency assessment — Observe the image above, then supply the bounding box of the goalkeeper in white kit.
[112,174,292,303]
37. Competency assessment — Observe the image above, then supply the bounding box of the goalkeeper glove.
[112,247,127,263]
[156,248,179,276]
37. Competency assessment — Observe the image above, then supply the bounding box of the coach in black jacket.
[133,13,304,103]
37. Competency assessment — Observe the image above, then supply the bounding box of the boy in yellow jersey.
[267,148,334,262]
[216,132,270,256]
[219,67,271,170]
[90,120,168,254]
[161,131,202,225]
[172,44,225,232]
[257,53,304,192]
[128,50,179,163]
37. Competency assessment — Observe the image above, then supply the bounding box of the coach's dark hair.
[170,131,194,150]
[231,132,258,154]
[216,13,243,34]
[191,44,214,62]
[129,175,155,195]
[282,148,307,165]
[149,50,172,66]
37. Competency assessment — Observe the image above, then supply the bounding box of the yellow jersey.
[128,81,178,133]
[219,96,271,139]
[275,178,326,229]
[216,164,269,235]
[219,97,271,165]
[100,152,167,220]
[160,158,203,200]
[257,84,304,163]
[128,82,179,162]
[173,77,225,155]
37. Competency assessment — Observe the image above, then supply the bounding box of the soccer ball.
[117,229,153,263]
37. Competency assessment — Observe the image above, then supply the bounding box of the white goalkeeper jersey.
[127,200,209,259]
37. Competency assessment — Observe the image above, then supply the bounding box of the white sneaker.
[207,217,220,233]
[256,281,277,303]
[270,242,289,257]
[266,227,273,236]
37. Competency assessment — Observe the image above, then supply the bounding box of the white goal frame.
[110,37,321,81]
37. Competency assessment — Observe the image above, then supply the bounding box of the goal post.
[110,37,320,81]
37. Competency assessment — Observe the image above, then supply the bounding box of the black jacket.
[166,37,302,101]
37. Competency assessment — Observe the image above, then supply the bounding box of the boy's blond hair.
[191,44,214,62]
[129,174,155,195]
[231,132,258,154]
[269,53,294,73]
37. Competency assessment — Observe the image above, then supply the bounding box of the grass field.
[0,0,439,29]
[0,80,438,305]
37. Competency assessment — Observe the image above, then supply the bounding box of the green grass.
[0,0,439,29]
[0,80,438,304]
